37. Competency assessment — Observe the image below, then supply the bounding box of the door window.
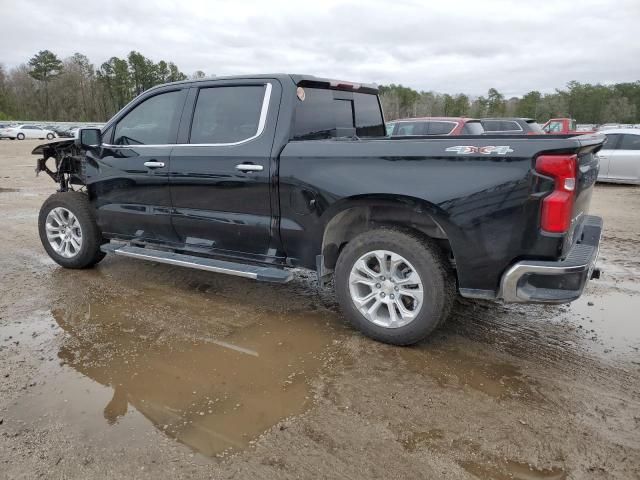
[189,85,266,144]
[113,90,185,145]
[545,121,563,133]
[618,134,640,151]
[603,134,622,150]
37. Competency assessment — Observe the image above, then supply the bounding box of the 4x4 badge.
[446,146,514,155]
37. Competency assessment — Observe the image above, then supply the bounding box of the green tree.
[28,50,63,118]
[486,88,505,116]
[515,91,541,119]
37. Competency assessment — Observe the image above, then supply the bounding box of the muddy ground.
[0,139,638,480]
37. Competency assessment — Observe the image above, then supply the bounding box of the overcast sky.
[1,0,639,97]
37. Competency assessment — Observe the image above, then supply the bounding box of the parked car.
[32,74,603,346]
[596,128,640,185]
[542,118,596,135]
[388,117,484,136]
[598,123,634,131]
[58,126,81,138]
[0,124,15,139]
[1,124,56,140]
[480,118,545,135]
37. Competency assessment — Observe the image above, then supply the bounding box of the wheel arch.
[319,194,455,272]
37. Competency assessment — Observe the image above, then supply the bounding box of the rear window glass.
[292,88,385,140]
[461,121,484,135]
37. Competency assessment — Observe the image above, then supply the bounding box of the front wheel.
[46,133,54,140]
[16,133,25,140]
[334,228,455,345]
[38,192,106,269]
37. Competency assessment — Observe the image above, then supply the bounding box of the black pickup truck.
[33,74,604,345]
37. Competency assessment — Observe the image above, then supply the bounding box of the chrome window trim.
[103,82,273,149]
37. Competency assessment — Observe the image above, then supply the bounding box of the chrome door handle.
[235,164,264,172]
[144,161,165,168]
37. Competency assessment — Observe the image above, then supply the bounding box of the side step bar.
[100,243,292,283]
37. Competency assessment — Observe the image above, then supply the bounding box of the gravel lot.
[0,139,639,479]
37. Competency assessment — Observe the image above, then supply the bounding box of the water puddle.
[460,460,566,479]
[5,298,341,457]
[395,346,542,403]
[566,288,640,358]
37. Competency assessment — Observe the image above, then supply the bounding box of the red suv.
[387,117,484,136]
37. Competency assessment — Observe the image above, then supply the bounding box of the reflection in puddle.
[567,289,640,357]
[396,346,541,402]
[47,302,338,456]
[461,459,566,480]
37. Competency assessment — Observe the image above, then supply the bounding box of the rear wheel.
[335,228,454,345]
[16,133,25,140]
[38,192,106,269]
[46,133,54,140]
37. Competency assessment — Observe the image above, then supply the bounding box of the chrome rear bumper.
[499,215,602,303]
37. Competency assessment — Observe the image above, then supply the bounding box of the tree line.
[0,50,197,122]
[1,50,639,124]
[380,81,640,124]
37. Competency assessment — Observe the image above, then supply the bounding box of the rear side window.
[482,120,522,132]
[427,121,456,135]
[190,85,266,144]
[114,90,185,145]
[619,134,640,150]
[481,120,502,132]
[392,122,426,136]
[292,88,385,140]
[462,121,484,135]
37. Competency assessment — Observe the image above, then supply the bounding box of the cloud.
[1,0,639,96]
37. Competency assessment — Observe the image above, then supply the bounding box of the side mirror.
[75,128,102,149]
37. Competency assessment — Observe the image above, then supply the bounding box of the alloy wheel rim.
[348,249,424,328]
[45,207,83,258]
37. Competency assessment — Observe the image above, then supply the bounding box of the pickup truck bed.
[33,74,604,345]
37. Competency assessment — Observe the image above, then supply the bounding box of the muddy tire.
[38,192,106,269]
[335,228,455,345]
[16,133,25,140]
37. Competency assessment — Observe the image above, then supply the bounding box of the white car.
[597,128,640,185]
[1,124,57,140]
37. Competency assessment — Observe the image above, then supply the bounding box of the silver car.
[597,128,640,185]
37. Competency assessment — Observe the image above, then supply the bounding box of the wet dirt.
[1,140,639,479]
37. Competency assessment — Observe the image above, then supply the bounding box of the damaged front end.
[32,140,86,192]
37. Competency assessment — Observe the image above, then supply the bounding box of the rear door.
[88,88,187,242]
[608,134,640,182]
[168,80,280,257]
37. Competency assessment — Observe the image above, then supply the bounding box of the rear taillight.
[535,154,577,233]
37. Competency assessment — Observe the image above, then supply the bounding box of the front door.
[169,80,280,257]
[87,88,187,242]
